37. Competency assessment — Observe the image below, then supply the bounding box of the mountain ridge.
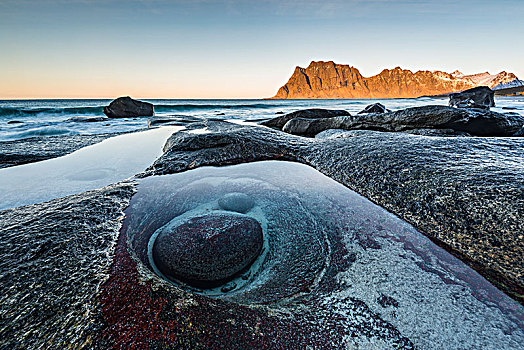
[270,61,523,99]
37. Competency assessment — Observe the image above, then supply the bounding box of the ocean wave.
[6,126,79,140]
[153,103,282,112]
[0,106,103,118]
[0,103,282,118]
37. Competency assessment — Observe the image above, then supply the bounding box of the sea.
[1,97,524,141]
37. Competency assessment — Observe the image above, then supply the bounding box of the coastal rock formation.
[103,96,154,118]
[271,61,522,99]
[449,86,495,109]
[1,120,523,348]
[266,106,524,137]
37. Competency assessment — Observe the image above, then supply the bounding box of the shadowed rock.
[449,86,495,109]
[103,96,154,118]
[66,116,109,123]
[147,115,201,128]
[260,108,350,129]
[0,133,120,168]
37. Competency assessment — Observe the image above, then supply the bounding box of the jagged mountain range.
[270,61,523,99]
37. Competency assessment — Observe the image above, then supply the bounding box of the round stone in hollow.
[152,212,263,288]
[218,192,255,213]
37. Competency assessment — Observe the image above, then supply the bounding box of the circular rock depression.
[152,212,263,288]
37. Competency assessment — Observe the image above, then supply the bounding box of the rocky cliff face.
[271,61,522,99]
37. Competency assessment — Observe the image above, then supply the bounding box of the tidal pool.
[115,160,523,348]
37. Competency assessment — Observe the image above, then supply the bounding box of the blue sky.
[1,0,523,98]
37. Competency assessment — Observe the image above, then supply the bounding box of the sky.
[0,0,523,99]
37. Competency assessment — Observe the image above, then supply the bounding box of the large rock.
[449,86,495,109]
[260,108,350,129]
[152,212,263,288]
[279,105,524,137]
[358,103,389,114]
[103,96,154,118]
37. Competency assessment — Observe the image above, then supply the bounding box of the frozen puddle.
[0,126,181,210]
[122,161,523,349]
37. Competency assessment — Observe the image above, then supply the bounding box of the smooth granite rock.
[152,212,263,287]
[103,96,154,118]
[449,86,495,109]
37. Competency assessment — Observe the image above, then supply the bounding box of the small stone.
[152,212,263,288]
[218,193,255,213]
[220,282,237,293]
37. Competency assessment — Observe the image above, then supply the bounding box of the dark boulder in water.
[272,105,524,137]
[152,212,263,288]
[103,96,154,118]
[261,108,350,129]
[358,103,389,114]
[449,86,495,109]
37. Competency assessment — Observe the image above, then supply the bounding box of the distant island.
[270,61,524,99]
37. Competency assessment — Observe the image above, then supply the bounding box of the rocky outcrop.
[260,108,350,129]
[264,106,524,137]
[0,133,119,169]
[271,61,521,99]
[146,121,524,304]
[449,86,495,109]
[103,96,154,118]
